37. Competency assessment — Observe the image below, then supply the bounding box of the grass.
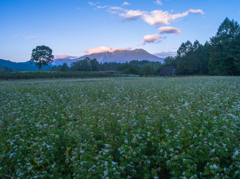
[0,71,121,79]
[0,76,240,178]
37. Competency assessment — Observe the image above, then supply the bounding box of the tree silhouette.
[30,45,54,70]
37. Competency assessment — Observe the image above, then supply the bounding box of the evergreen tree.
[61,62,69,71]
[209,18,240,75]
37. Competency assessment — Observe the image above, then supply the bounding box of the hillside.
[0,59,52,71]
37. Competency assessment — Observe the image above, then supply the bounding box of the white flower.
[104,170,108,176]
[234,150,239,156]
[165,129,171,133]
[183,102,189,106]
[112,161,118,165]
[210,164,218,169]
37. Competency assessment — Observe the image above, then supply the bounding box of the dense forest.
[50,59,162,76]
[171,17,240,75]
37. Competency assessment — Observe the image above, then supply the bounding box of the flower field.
[0,76,240,179]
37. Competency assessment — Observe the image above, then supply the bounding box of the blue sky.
[1,0,240,62]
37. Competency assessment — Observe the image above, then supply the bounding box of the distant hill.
[53,49,164,66]
[0,59,52,71]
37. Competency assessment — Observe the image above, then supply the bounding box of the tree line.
[49,58,162,76]
[165,17,240,75]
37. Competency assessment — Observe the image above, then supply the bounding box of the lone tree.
[30,45,54,70]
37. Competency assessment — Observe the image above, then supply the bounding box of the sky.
[1,0,240,62]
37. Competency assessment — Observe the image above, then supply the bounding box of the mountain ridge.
[53,49,164,66]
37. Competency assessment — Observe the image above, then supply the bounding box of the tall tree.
[30,45,54,70]
[231,33,240,73]
[209,18,240,75]
[61,62,69,71]
[90,58,99,71]
[176,41,194,75]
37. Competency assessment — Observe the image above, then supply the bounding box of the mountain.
[53,49,164,65]
[0,59,52,71]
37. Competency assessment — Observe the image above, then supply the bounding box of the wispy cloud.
[117,9,204,25]
[97,5,107,9]
[77,7,81,10]
[88,2,100,6]
[119,9,146,21]
[11,35,19,39]
[107,10,117,14]
[154,0,163,5]
[84,46,132,55]
[138,26,180,46]
[11,33,20,39]
[122,2,130,6]
[154,50,177,58]
[109,6,123,10]
[88,2,96,6]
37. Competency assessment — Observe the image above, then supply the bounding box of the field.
[1,76,240,178]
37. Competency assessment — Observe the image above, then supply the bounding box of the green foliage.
[30,46,54,71]
[166,17,240,76]
[0,71,119,79]
[209,18,240,75]
[123,66,138,74]
[139,64,154,76]
[164,56,176,66]
[1,77,240,178]
[60,62,70,72]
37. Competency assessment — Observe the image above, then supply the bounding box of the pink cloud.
[117,9,204,25]
[138,33,161,46]
[158,26,181,34]
[138,26,180,46]
[84,46,132,55]
[54,55,72,59]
